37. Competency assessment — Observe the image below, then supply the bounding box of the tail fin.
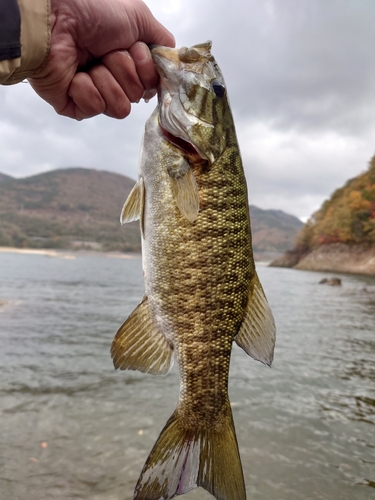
[134,406,246,500]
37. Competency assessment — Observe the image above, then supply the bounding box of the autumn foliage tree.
[296,155,375,249]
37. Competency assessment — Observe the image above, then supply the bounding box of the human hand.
[28,0,175,120]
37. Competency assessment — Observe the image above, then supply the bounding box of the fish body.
[111,42,276,500]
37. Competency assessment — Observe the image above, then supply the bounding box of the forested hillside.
[0,168,140,252]
[270,155,375,273]
[0,167,302,255]
[296,155,375,249]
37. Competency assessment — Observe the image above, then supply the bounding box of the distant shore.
[270,243,375,275]
[0,247,141,259]
[0,246,281,263]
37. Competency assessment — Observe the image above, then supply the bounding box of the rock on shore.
[270,243,375,275]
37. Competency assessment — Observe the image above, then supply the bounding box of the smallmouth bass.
[111,41,276,500]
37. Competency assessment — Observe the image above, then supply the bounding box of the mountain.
[0,167,302,255]
[0,168,140,251]
[250,205,303,255]
[271,155,375,274]
[0,172,13,182]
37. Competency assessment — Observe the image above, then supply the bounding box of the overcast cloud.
[1,0,375,220]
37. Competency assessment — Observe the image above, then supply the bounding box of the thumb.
[136,7,175,48]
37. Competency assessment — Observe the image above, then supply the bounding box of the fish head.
[152,42,230,164]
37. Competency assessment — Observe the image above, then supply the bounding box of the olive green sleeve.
[0,0,51,85]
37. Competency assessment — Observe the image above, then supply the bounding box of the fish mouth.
[159,125,202,160]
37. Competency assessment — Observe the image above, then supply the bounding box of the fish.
[110,41,276,500]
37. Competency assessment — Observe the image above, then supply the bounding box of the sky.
[1,0,375,221]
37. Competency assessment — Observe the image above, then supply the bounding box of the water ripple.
[0,256,374,500]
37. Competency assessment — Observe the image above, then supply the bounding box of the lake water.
[0,250,374,500]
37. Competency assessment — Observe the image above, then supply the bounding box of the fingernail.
[142,89,157,102]
[116,49,130,58]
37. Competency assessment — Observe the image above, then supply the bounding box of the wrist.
[4,0,51,84]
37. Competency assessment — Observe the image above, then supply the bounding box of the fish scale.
[111,41,276,500]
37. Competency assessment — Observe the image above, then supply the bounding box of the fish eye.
[211,80,226,98]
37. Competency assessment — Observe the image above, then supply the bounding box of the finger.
[88,64,131,119]
[67,72,106,120]
[128,42,159,100]
[101,50,145,103]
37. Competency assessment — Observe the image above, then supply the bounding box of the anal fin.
[111,296,174,375]
[235,271,276,366]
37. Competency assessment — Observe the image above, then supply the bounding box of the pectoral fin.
[235,272,276,367]
[111,295,174,375]
[120,177,145,225]
[170,167,200,223]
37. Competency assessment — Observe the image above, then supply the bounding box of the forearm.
[0,0,51,84]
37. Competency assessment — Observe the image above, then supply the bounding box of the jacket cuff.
[0,0,51,85]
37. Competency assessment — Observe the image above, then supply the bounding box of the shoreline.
[0,246,278,262]
[0,247,141,259]
[271,243,375,276]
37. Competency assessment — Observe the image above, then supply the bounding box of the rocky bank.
[270,243,375,275]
